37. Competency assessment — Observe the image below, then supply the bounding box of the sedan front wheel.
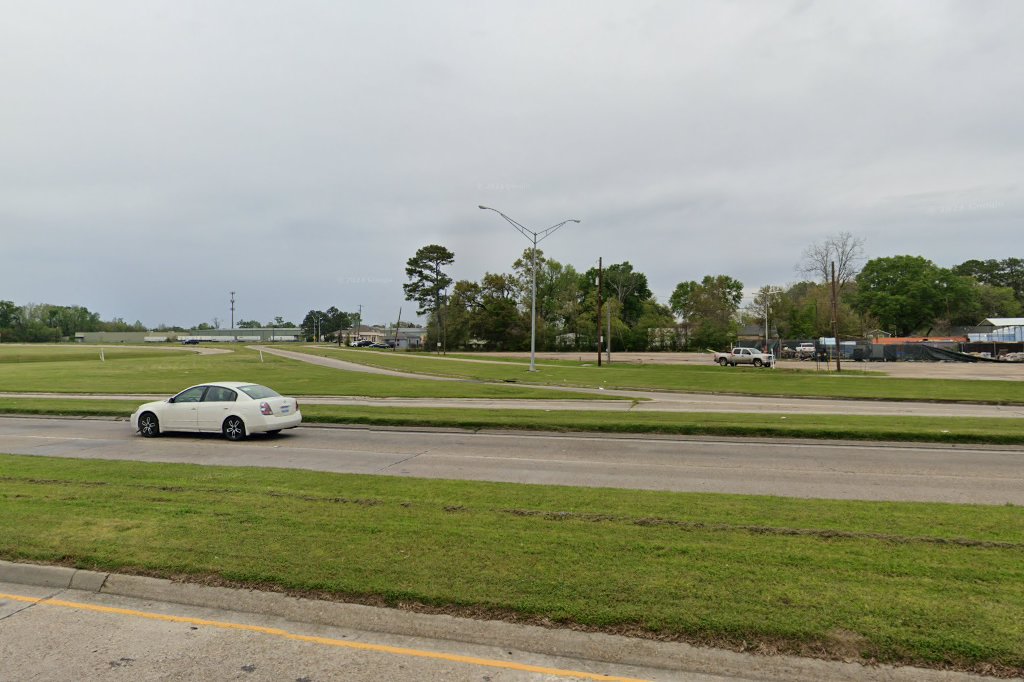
[223,416,247,441]
[138,412,160,438]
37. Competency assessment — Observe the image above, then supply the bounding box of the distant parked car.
[350,339,373,347]
[130,382,301,441]
[180,339,200,345]
[369,342,391,348]
[794,342,816,359]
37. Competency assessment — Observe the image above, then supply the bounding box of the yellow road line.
[0,592,651,681]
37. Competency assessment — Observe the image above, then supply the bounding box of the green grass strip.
[1,454,1021,673]
[0,347,185,364]
[0,346,609,400]
[299,406,1024,445]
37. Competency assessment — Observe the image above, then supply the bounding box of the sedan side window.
[204,387,237,402]
[173,386,207,403]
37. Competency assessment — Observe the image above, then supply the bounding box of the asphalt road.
[2,416,1022,504]
[0,581,681,682]
[5,388,1024,418]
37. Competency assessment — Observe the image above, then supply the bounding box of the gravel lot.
[473,351,1024,381]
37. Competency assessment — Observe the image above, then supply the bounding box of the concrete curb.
[0,560,108,592]
[0,560,998,681]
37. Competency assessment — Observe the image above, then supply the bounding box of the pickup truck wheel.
[753,358,763,367]
[718,357,729,367]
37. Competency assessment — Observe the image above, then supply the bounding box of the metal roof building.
[969,318,1024,342]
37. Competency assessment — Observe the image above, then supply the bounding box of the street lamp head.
[478,205,492,210]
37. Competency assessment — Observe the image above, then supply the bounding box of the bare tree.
[798,232,864,373]
[798,231,866,288]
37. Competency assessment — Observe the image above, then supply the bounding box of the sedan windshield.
[239,384,281,399]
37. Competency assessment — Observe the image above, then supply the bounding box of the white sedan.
[130,382,302,441]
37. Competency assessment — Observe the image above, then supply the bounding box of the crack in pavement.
[0,588,65,622]
[379,450,430,472]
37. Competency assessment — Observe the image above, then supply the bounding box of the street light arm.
[535,219,581,243]
[479,205,581,243]
[478,205,533,241]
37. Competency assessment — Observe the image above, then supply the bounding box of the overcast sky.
[2,1,1021,328]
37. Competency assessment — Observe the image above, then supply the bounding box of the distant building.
[969,318,1024,343]
[340,326,428,349]
[75,328,301,343]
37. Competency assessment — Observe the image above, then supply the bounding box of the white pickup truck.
[711,347,776,368]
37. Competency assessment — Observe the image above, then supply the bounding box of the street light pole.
[763,285,782,364]
[479,206,581,372]
[356,304,362,347]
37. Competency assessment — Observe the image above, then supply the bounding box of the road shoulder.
[0,560,996,682]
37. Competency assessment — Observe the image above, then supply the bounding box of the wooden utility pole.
[606,301,612,364]
[831,261,841,373]
[597,257,603,367]
[394,307,402,348]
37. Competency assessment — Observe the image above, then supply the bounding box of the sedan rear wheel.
[139,412,160,438]
[223,416,247,441]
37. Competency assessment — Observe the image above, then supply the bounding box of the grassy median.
[298,406,1024,444]
[1,454,1021,674]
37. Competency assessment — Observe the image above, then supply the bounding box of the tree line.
[0,300,308,342]
[403,239,1023,352]
[0,301,147,342]
[4,241,1018,348]
[759,237,1022,341]
[404,244,700,352]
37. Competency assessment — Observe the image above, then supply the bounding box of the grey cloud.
[1,0,1021,325]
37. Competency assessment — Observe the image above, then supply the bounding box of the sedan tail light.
[260,401,273,415]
